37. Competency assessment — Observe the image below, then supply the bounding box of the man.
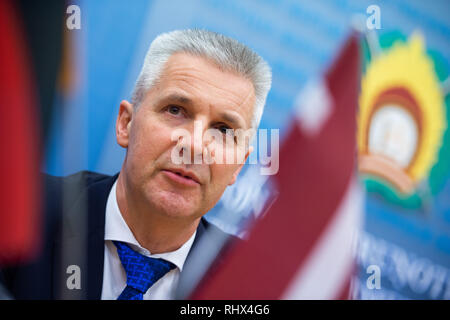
[1,29,271,299]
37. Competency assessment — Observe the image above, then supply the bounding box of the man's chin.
[148,189,200,219]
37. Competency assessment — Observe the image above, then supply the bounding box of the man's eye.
[217,125,234,137]
[217,125,227,134]
[167,105,182,115]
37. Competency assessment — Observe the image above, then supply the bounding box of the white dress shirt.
[101,181,196,300]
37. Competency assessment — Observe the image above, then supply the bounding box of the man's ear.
[228,146,254,186]
[116,100,134,148]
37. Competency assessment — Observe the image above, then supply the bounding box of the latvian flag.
[191,34,363,299]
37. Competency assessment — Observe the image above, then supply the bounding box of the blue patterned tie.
[113,241,176,300]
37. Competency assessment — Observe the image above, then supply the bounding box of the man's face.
[116,52,255,221]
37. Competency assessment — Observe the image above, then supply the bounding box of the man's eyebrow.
[220,111,246,129]
[161,93,193,105]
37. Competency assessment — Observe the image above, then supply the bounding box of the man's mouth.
[162,169,201,186]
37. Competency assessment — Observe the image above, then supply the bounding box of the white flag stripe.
[281,177,363,299]
[295,79,333,136]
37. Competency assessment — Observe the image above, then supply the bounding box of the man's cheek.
[209,168,231,194]
[134,125,166,156]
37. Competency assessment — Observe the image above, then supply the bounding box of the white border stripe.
[281,177,363,299]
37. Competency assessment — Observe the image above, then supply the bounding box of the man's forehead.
[161,53,253,93]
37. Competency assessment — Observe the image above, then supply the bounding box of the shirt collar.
[104,180,196,271]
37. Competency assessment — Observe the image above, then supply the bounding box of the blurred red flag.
[191,33,362,299]
[0,0,41,264]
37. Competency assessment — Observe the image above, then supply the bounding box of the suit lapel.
[53,173,118,300]
[85,174,118,299]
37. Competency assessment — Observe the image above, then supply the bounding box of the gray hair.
[131,29,272,129]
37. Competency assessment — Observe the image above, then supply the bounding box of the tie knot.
[113,241,176,294]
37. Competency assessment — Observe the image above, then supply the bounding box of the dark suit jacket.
[0,171,235,299]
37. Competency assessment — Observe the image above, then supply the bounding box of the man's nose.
[180,120,207,165]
